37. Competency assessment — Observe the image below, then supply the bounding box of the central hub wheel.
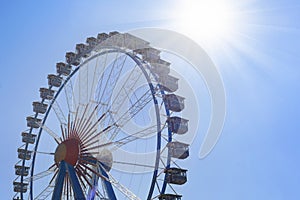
[54,138,80,166]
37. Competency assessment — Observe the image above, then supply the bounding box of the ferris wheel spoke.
[34,150,55,156]
[81,129,116,152]
[88,56,101,102]
[24,165,57,182]
[64,78,76,119]
[36,122,62,144]
[112,160,164,170]
[76,165,93,188]
[96,53,124,108]
[73,103,90,135]
[74,102,101,140]
[93,52,110,108]
[34,183,55,200]
[80,162,138,200]
[79,113,111,145]
[119,88,154,122]
[34,169,58,200]
[52,100,68,127]
[109,64,143,114]
[95,65,144,132]
[100,165,141,200]
[78,163,109,183]
[70,103,99,141]
[79,60,90,104]
[95,189,106,199]
[81,142,117,155]
[77,104,98,138]
[81,124,160,155]
[112,125,158,148]
[60,124,67,141]
[96,63,143,125]
[81,121,115,145]
[109,88,154,141]
[71,106,81,136]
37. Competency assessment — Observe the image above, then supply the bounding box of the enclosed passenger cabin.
[164,168,187,185]
[150,59,171,75]
[15,165,30,176]
[121,33,150,50]
[26,117,42,129]
[101,33,123,47]
[167,117,188,134]
[32,102,48,114]
[134,47,160,62]
[163,94,185,112]
[65,52,80,66]
[97,32,109,42]
[56,62,72,76]
[86,37,98,47]
[76,43,90,58]
[47,74,62,87]
[17,148,32,160]
[167,141,189,159]
[39,88,55,100]
[13,182,28,193]
[158,194,182,200]
[22,132,37,144]
[109,31,120,37]
[159,75,179,92]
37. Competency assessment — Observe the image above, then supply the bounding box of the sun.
[175,0,239,47]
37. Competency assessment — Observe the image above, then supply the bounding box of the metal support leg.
[99,163,117,200]
[65,162,85,200]
[52,161,66,200]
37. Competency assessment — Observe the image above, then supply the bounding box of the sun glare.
[176,0,238,46]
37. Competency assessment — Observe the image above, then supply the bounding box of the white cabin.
[167,117,188,134]
[47,74,62,87]
[65,52,80,66]
[26,117,42,129]
[97,33,109,42]
[164,168,187,185]
[32,101,48,114]
[86,37,98,47]
[158,194,182,200]
[134,47,161,62]
[76,43,90,58]
[17,148,32,160]
[159,75,179,92]
[13,182,28,193]
[167,141,189,159]
[56,62,72,76]
[15,165,30,176]
[163,94,185,112]
[39,88,55,100]
[150,60,170,75]
[22,132,37,144]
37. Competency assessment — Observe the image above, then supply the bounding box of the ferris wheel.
[13,31,190,200]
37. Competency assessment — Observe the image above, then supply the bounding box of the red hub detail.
[54,138,80,166]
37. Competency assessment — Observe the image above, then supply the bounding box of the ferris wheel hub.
[54,138,80,166]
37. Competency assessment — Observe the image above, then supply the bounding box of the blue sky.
[1,0,300,199]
